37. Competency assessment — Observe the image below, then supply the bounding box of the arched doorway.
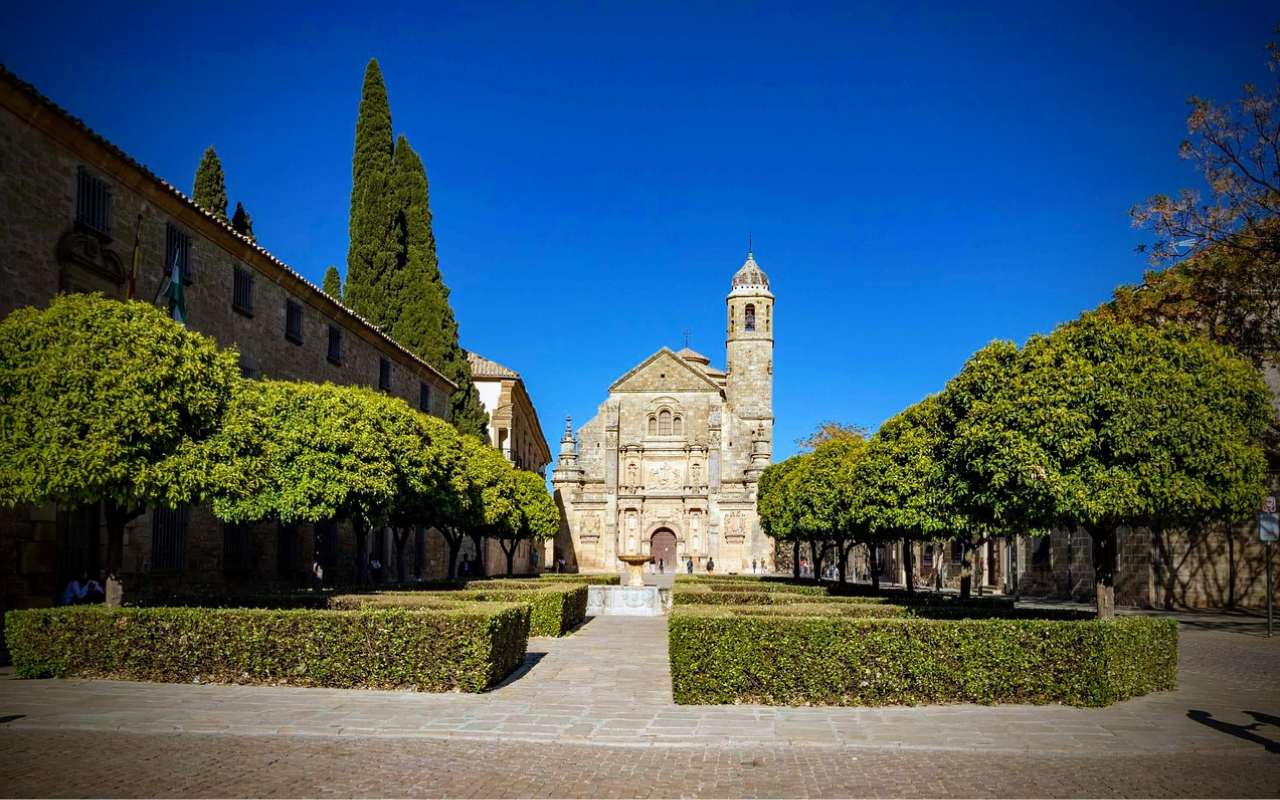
[651,529,677,573]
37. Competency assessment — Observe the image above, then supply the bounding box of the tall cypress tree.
[192,147,229,223]
[231,201,255,243]
[322,266,343,302]
[391,136,488,439]
[343,59,402,332]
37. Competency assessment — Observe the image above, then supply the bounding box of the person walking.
[686,558,693,574]
[706,557,715,575]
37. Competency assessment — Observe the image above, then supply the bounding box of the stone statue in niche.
[691,462,702,484]
[648,462,683,490]
[626,461,638,484]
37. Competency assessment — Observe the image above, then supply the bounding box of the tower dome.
[731,253,769,290]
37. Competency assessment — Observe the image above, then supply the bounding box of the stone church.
[551,253,775,573]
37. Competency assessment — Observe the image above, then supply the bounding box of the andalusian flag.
[156,243,186,326]
[127,215,141,299]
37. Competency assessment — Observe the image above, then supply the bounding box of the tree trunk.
[903,539,915,595]
[793,540,801,581]
[393,527,409,583]
[442,529,462,580]
[870,544,881,592]
[836,540,852,584]
[103,499,143,606]
[1226,519,1236,609]
[499,539,517,576]
[959,540,973,601]
[468,532,487,577]
[1091,526,1117,620]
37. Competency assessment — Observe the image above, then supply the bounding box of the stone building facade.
[552,255,775,573]
[0,66,458,616]
[466,351,552,574]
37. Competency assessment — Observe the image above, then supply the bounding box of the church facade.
[551,254,775,573]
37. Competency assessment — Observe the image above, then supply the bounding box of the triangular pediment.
[609,347,724,394]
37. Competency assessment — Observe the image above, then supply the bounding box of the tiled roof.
[466,350,520,379]
[0,63,456,391]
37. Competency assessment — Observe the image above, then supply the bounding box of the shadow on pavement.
[491,652,546,690]
[0,714,25,725]
[1187,709,1280,754]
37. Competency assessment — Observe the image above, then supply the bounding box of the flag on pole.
[127,215,141,300]
[156,243,186,326]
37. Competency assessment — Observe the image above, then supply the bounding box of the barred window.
[327,325,343,365]
[239,356,260,380]
[165,223,194,284]
[419,382,431,413]
[285,299,304,343]
[648,417,657,436]
[673,416,683,437]
[223,522,251,572]
[75,166,112,239]
[151,505,189,572]
[277,523,297,575]
[378,357,391,392]
[659,410,672,436]
[232,265,255,315]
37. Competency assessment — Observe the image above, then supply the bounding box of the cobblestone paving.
[2,729,1278,798]
[1,605,1278,797]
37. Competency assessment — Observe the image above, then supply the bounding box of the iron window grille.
[318,521,339,573]
[223,522,252,572]
[285,299,304,343]
[232,265,255,316]
[165,223,194,284]
[75,166,112,239]
[151,505,189,572]
[327,325,343,365]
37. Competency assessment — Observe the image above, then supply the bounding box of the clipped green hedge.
[347,583,589,637]
[538,573,621,586]
[5,603,529,692]
[674,585,888,607]
[668,611,1177,707]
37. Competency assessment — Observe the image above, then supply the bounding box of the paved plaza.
[1,598,1278,798]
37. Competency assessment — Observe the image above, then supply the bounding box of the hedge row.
[5,603,530,692]
[668,611,1177,707]
[336,583,588,637]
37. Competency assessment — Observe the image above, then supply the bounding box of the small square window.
[378,358,391,392]
[327,324,343,365]
[232,265,255,316]
[285,299,304,343]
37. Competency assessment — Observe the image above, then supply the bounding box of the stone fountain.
[617,554,653,587]
[584,554,671,617]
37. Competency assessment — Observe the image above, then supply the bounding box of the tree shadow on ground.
[0,714,25,725]
[1187,709,1280,754]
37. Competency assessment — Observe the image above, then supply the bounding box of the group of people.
[61,570,107,605]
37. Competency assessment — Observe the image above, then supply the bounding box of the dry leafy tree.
[794,420,870,452]
[1131,27,1280,265]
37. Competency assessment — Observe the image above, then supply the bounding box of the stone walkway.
[1,613,1277,754]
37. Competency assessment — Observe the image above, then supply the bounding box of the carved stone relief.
[647,462,683,490]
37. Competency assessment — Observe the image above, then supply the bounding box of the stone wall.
[0,71,459,617]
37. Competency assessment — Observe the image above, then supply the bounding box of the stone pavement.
[1,605,1279,797]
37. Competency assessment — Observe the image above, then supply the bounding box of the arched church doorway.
[651,529,677,572]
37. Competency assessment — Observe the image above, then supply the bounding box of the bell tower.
[725,251,774,425]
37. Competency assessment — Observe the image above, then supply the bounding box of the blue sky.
[3,2,1274,461]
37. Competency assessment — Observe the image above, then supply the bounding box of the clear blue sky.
[3,2,1274,461]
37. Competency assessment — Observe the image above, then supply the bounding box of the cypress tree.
[343,59,402,332]
[192,146,229,223]
[322,266,343,302]
[231,201,256,243]
[391,135,489,439]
